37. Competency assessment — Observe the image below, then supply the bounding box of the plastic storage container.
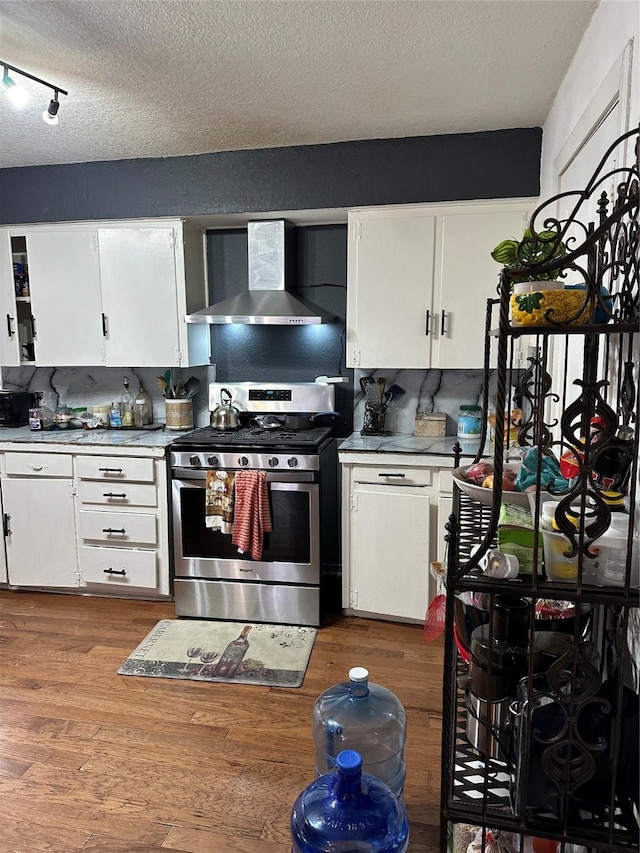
[291,749,410,853]
[312,666,407,796]
[457,405,482,439]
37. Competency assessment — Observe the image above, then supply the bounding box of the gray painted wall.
[0,128,541,224]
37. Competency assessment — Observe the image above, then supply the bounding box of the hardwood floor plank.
[0,591,443,851]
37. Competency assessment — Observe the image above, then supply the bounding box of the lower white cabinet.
[0,446,170,597]
[1,452,79,588]
[339,452,453,623]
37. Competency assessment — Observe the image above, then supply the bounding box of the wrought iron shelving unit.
[440,126,640,853]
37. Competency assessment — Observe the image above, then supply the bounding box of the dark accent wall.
[0,128,541,225]
[207,225,353,437]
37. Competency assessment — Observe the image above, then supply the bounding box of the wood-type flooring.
[0,590,443,852]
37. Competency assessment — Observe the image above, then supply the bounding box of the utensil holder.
[361,402,389,435]
[165,398,194,430]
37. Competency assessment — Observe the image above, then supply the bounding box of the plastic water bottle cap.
[349,666,369,682]
[336,750,362,774]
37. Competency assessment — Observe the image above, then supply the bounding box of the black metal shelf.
[439,125,640,853]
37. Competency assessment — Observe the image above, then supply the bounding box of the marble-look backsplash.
[353,368,516,435]
[1,365,215,427]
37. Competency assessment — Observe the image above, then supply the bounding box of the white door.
[99,226,182,367]
[347,212,436,369]
[26,230,104,366]
[3,478,79,587]
[433,208,530,369]
[349,482,431,621]
[0,230,21,366]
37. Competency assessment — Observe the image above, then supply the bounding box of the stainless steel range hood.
[186,220,331,325]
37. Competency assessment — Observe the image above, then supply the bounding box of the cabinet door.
[0,230,21,366]
[349,482,431,621]
[347,211,436,369]
[99,226,182,367]
[26,230,104,366]
[3,478,79,588]
[433,208,530,369]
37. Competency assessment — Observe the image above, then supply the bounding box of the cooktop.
[169,425,334,449]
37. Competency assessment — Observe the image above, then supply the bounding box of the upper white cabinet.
[0,218,210,368]
[346,200,535,370]
[346,211,436,369]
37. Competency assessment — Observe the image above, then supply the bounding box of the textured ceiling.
[0,0,598,170]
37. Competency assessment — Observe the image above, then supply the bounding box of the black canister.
[491,595,531,647]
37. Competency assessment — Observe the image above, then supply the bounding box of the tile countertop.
[0,426,181,456]
[338,432,486,458]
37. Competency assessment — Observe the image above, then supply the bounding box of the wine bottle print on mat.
[214,626,252,678]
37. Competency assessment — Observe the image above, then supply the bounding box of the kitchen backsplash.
[353,368,514,435]
[0,365,214,427]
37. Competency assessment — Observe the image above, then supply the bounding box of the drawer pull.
[103,492,127,499]
[98,467,123,474]
[103,568,127,576]
[28,463,46,472]
[380,472,405,478]
[102,527,126,534]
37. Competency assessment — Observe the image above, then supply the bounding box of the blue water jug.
[312,666,407,796]
[291,749,410,853]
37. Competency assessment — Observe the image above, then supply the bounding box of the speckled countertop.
[338,432,486,457]
[0,425,179,454]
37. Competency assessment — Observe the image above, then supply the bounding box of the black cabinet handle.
[103,568,127,576]
[103,492,127,498]
[380,472,406,478]
[425,310,430,336]
[31,316,37,338]
[102,313,108,337]
[102,527,126,534]
[98,467,123,474]
[2,513,11,537]
[441,309,447,336]
[6,314,14,337]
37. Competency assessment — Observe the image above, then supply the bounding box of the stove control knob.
[238,456,249,467]
[268,457,279,467]
[189,455,201,467]
[287,457,299,468]
[207,455,219,467]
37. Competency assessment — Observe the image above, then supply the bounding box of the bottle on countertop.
[133,383,153,427]
[28,392,43,431]
[121,376,133,427]
[213,625,252,678]
[109,401,122,428]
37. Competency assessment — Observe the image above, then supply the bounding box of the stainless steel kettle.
[210,387,240,430]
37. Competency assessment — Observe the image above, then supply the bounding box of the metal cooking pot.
[283,412,338,430]
[210,388,240,430]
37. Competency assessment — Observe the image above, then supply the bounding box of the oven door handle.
[171,468,315,483]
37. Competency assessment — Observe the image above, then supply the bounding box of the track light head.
[42,94,60,125]
[2,69,29,107]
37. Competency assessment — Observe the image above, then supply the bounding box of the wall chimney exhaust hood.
[186,219,331,325]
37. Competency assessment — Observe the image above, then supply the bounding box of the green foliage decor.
[491,227,567,286]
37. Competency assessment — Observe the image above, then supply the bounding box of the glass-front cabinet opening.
[10,235,35,364]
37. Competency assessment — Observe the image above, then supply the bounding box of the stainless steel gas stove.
[169,382,340,626]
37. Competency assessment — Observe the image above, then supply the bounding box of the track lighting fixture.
[1,60,68,125]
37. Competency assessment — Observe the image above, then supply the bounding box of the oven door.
[171,469,320,584]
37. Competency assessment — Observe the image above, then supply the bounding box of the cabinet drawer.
[352,465,432,487]
[78,509,157,545]
[80,545,157,589]
[78,480,158,508]
[4,452,73,478]
[75,455,155,483]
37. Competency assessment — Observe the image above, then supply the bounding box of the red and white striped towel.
[231,470,272,561]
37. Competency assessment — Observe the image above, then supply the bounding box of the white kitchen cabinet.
[1,452,79,588]
[346,200,535,370]
[339,452,454,623]
[98,220,209,367]
[75,452,170,596]
[0,218,210,368]
[27,229,105,366]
